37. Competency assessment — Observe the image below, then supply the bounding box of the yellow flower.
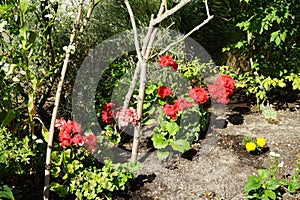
[256,137,266,147]
[246,142,257,152]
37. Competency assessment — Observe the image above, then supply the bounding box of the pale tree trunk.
[124,0,213,162]
[43,0,96,199]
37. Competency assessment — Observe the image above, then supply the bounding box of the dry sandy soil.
[114,92,300,200]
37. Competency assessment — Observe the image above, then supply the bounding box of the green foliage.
[0,127,35,175]
[245,168,283,199]
[0,181,15,200]
[0,0,66,135]
[150,82,208,160]
[260,102,278,122]
[181,59,218,86]
[50,147,141,199]
[95,56,135,120]
[101,125,121,146]
[286,159,300,193]
[96,56,211,161]
[244,154,300,199]
[0,181,14,200]
[223,0,300,102]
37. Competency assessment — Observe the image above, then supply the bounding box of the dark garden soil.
[114,91,300,200]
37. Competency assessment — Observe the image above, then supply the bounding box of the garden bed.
[114,93,300,200]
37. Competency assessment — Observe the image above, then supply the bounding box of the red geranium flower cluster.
[116,107,139,127]
[102,103,115,124]
[158,86,172,98]
[188,87,209,104]
[162,104,179,120]
[208,75,235,104]
[55,118,83,147]
[55,118,97,152]
[158,55,178,71]
[82,132,98,152]
[162,97,193,120]
[174,97,193,110]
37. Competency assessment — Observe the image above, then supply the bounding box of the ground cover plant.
[0,0,299,200]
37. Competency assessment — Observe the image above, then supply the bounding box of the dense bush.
[222,0,300,102]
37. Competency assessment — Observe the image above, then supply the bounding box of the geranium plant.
[50,118,141,199]
[99,55,236,161]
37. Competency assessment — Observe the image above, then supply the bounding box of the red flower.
[102,103,115,124]
[208,75,235,104]
[83,133,97,152]
[58,120,75,135]
[174,97,193,111]
[162,104,179,120]
[61,139,71,147]
[55,117,66,130]
[188,87,209,104]
[158,86,172,98]
[116,107,139,127]
[72,134,84,146]
[158,55,178,71]
[56,118,83,147]
[72,121,82,133]
[216,75,235,95]
[58,130,71,141]
[58,130,72,147]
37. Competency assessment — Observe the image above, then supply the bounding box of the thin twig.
[123,61,141,109]
[141,16,155,57]
[79,0,97,33]
[43,0,85,199]
[123,0,165,109]
[152,0,192,25]
[158,0,213,56]
[124,0,142,61]
[143,0,164,59]
[204,0,210,17]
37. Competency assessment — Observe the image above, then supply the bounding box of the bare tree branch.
[79,0,96,33]
[157,0,166,18]
[124,0,143,61]
[141,16,155,57]
[158,0,213,56]
[123,61,141,109]
[204,0,211,17]
[131,59,147,162]
[123,0,165,109]
[130,1,168,162]
[152,0,192,25]
[143,0,164,59]
[43,0,85,199]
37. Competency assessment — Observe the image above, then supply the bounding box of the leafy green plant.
[0,0,65,134]
[244,168,282,199]
[151,103,206,160]
[0,181,14,200]
[0,127,35,175]
[222,0,300,103]
[50,147,141,200]
[260,102,278,123]
[284,159,300,194]
[244,153,300,199]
